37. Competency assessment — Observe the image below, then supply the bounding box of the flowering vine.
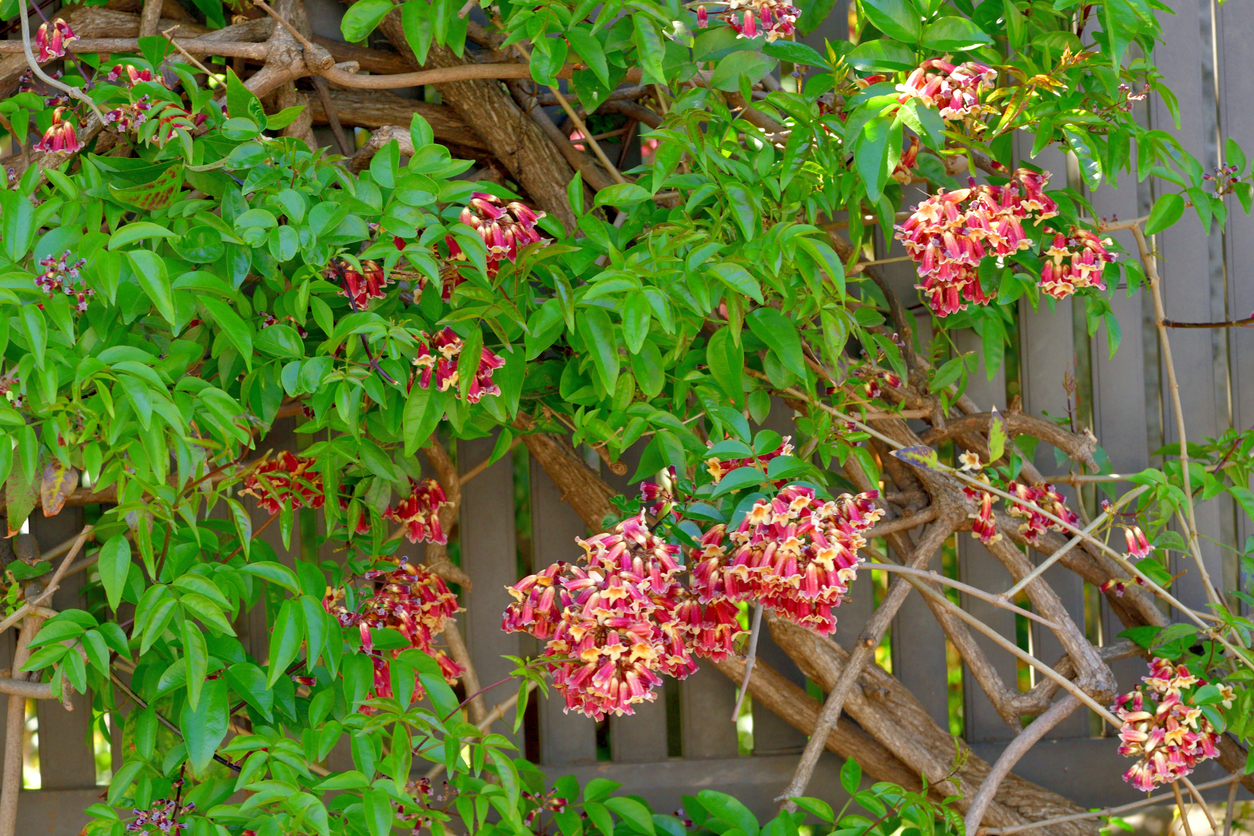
[238,452,325,515]
[411,327,505,403]
[384,478,451,544]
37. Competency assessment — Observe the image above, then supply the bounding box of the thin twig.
[162,26,221,80]
[1132,225,1224,612]
[1223,777,1239,836]
[981,775,1241,835]
[16,0,106,126]
[424,680,538,779]
[1162,315,1254,329]
[1172,781,1196,836]
[1181,776,1218,832]
[730,603,762,721]
[25,525,94,612]
[110,673,242,772]
[867,560,1060,629]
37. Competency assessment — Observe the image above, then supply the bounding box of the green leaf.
[1145,193,1185,235]
[594,183,652,207]
[705,328,745,407]
[182,616,208,710]
[126,250,176,325]
[403,384,443,456]
[839,758,862,794]
[1063,128,1102,190]
[99,536,131,612]
[225,662,274,721]
[846,39,918,72]
[709,51,776,91]
[862,0,921,42]
[566,28,609,87]
[621,295,651,355]
[921,16,992,50]
[709,263,763,304]
[747,307,806,380]
[856,114,894,202]
[341,0,392,41]
[363,788,394,836]
[267,599,305,687]
[238,561,302,594]
[180,678,228,776]
[632,18,666,85]
[108,222,180,250]
[710,466,767,497]
[579,306,620,393]
[605,798,656,835]
[761,40,829,68]
[20,306,45,367]
[696,791,758,836]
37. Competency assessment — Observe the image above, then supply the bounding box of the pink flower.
[692,486,884,636]
[1112,658,1220,791]
[697,5,708,25]
[705,437,795,484]
[897,58,997,120]
[108,63,155,86]
[36,20,76,62]
[239,452,325,515]
[1005,480,1078,543]
[1039,228,1114,300]
[896,170,1059,317]
[35,249,91,312]
[719,0,798,41]
[384,478,450,544]
[503,514,695,719]
[33,108,81,155]
[1124,526,1154,560]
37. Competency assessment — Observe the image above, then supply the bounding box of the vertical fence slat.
[529,455,598,765]
[32,510,96,789]
[458,436,522,741]
[1149,0,1232,615]
[1217,0,1254,610]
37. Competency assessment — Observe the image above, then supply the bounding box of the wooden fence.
[6,0,1254,828]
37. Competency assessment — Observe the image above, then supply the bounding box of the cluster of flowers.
[895,169,1059,316]
[705,437,795,484]
[457,192,547,277]
[126,796,195,834]
[896,58,998,120]
[327,258,392,310]
[855,368,903,401]
[958,451,1001,544]
[1039,229,1115,300]
[239,452,325,514]
[1113,657,1230,792]
[1203,163,1242,196]
[1006,479,1079,543]
[34,107,80,154]
[503,514,738,719]
[412,326,505,403]
[384,478,450,544]
[690,486,884,636]
[696,0,799,41]
[35,20,76,62]
[102,63,207,143]
[324,560,464,711]
[35,250,91,312]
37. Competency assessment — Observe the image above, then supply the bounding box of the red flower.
[456,193,547,277]
[384,478,450,544]
[1124,525,1154,560]
[1005,480,1079,543]
[35,249,90,312]
[411,327,504,403]
[33,108,81,155]
[239,452,324,515]
[718,0,799,41]
[705,437,795,484]
[108,63,155,86]
[324,560,464,711]
[36,20,76,62]
[329,258,391,310]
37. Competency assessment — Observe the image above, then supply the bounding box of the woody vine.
[0,0,1251,833]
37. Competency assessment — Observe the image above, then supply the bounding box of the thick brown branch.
[304,88,487,150]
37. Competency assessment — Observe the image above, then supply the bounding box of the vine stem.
[0,612,45,836]
[729,603,762,721]
[1131,225,1224,612]
[867,560,1060,629]
[1172,781,1196,836]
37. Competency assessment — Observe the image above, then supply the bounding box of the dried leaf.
[890,445,942,472]
[40,459,79,516]
[109,165,185,211]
